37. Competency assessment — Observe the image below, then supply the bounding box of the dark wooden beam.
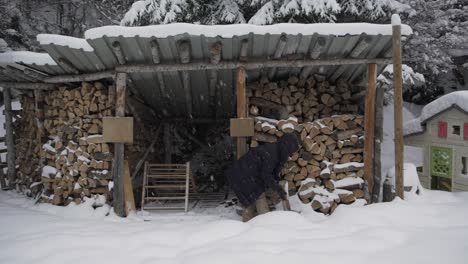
[44,71,114,83]
[364,63,377,200]
[178,40,193,117]
[164,123,172,164]
[23,68,48,81]
[350,35,373,58]
[57,58,80,75]
[209,42,222,117]
[309,36,328,60]
[0,82,55,90]
[393,18,404,200]
[116,58,391,73]
[3,87,16,188]
[112,72,127,217]
[150,39,161,64]
[239,39,249,62]
[112,41,126,65]
[268,34,288,79]
[131,125,162,180]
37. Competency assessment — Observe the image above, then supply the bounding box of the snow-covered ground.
[1,189,468,264]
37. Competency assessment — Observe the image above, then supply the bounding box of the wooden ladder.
[141,162,196,213]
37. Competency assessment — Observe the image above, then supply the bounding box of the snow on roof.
[37,34,94,52]
[404,91,468,136]
[0,51,57,66]
[85,22,413,40]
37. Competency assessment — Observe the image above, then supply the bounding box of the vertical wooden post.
[164,123,172,163]
[236,67,247,160]
[34,90,45,168]
[372,84,384,203]
[113,72,127,217]
[3,87,16,188]
[392,16,404,200]
[364,64,376,198]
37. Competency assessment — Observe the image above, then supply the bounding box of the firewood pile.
[14,96,42,196]
[248,76,362,122]
[249,76,366,214]
[39,82,114,206]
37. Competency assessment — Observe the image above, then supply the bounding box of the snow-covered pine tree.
[248,0,342,24]
[121,0,193,26]
[338,0,414,22]
[204,0,246,24]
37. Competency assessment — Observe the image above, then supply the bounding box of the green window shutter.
[431,146,453,178]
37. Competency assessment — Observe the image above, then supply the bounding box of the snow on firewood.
[330,177,364,189]
[41,166,57,178]
[42,143,56,153]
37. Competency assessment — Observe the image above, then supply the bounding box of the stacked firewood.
[14,96,42,196]
[253,115,366,214]
[248,76,361,122]
[39,82,114,205]
[249,75,366,214]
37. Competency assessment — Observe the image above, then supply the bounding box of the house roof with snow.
[404,91,468,136]
[0,22,412,119]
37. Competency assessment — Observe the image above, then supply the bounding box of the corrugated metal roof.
[0,23,410,119]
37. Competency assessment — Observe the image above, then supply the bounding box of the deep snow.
[1,189,468,264]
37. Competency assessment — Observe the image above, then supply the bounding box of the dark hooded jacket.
[225,133,300,206]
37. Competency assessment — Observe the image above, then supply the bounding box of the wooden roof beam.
[209,42,222,117]
[268,34,288,79]
[240,39,249,62]
[57,57,80,75]
[177,40,193,117]
[0,82,56,90]
[116,57,392,73]
[112,41,126,65]
[44,70,115,83]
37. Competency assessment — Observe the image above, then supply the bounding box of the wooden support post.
[34,90,46,169]
[164,123,172,163]
[372,84,384,203]
[393,16,404,200]
[236,67,248,160]
[3,87,16,188]
[112,72,127,217]
[364,63,376,199]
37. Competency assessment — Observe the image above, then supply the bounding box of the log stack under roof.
[249,76,366,214]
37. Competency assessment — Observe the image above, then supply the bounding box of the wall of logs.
[248,76,367,214]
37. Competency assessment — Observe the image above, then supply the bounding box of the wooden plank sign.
[103,117,134,143]
[230,118,254,137]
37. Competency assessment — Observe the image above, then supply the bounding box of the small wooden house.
[404,91,468,191]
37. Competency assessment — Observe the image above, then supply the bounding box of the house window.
[462,157,467,176]
[452,125,461,136]
[417,166,423,173]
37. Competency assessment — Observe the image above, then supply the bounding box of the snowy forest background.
[0,0,467,104]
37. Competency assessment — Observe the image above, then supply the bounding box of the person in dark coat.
[225,133,301,221]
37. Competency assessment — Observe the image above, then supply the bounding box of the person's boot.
[242,204,256,222]
[255,192,270,215]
